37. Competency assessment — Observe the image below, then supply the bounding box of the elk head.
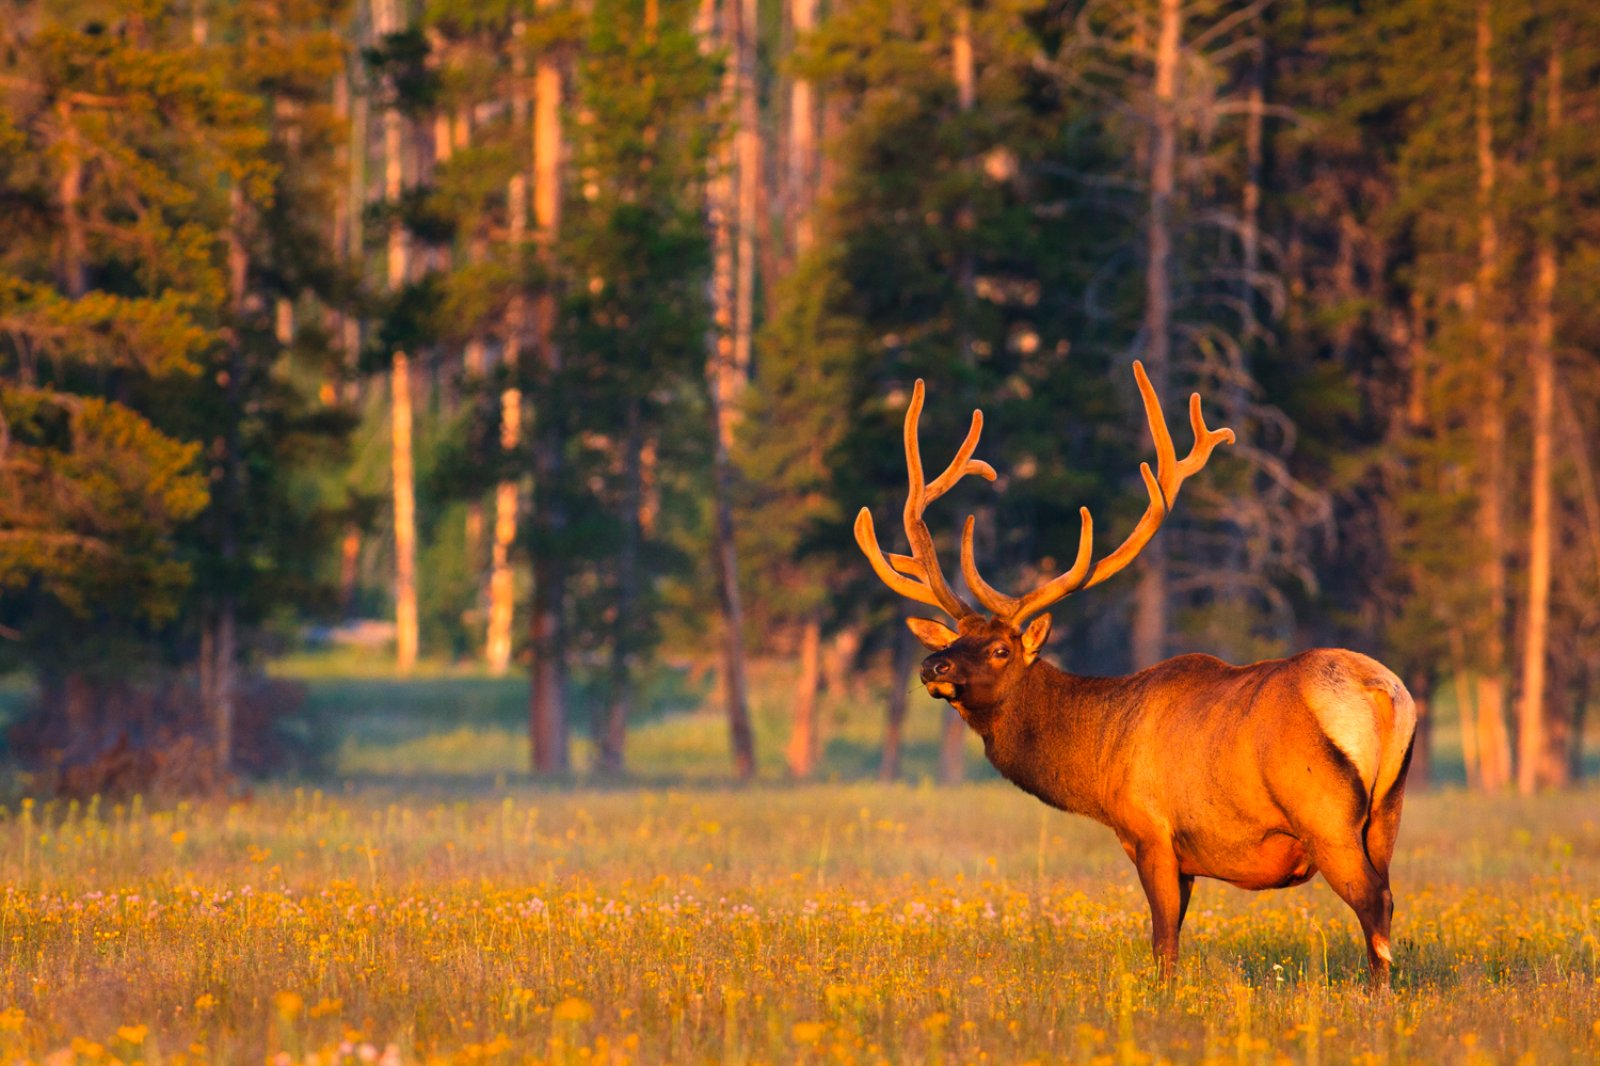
[854,362,1235,721]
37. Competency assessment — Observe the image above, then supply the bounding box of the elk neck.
[973,658,1132,824]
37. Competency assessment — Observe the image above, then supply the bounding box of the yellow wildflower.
[552,998,594,1023]
[792,1021,826,1044]
[274,991,304,1021]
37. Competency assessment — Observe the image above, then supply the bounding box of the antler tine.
[961,508,1096,622]
[900,380,983,619]
[855,380,993,621]
[926,409,998,503]
[977,362,1235,627]
[854,509,946,610]
[1075,361,1235,594]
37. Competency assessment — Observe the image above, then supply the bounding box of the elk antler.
[854,379,997,621]
[961,360,1235,625]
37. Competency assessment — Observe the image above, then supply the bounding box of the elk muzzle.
[921,655,959,700]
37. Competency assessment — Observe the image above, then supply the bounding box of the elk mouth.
[925,679,960,701]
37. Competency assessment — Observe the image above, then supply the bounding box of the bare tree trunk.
[488,25,532,675]
[1472,0,1509,791]
[880,625,914,781]
[343,37,367,403]
[1569,669,1591,783]
[937,709,965,785]
[1518,42,1561,794]
[733,0,758,384]
[529,1,570,773]
[391,351,418,671]
[704,0,756,781]
[376,0,419,674]
[210,185,249,774]
[600,401,644,774]
[788,0,817,256]
[1408,672,1433,789]
[1451,630,1480,789]
[1132,0,1181,671]
[56,101,87,298]
[786,614,824,778]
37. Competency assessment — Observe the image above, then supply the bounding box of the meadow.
[1,662,1598,1064]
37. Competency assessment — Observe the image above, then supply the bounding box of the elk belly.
[1179,832,1316,891]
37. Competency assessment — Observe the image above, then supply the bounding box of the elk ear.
[1020,614,1052,664]
[906,617,959,651]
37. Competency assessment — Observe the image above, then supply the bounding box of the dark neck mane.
[976,660,1134,823]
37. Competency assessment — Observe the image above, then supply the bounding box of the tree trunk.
[880,624,914,781]
[1517,42,1561,794]
[56,101,86,298]
[529,0,570,773]
[938,708,966,785]
[378,0,419,674]
[787,0,817,257]
[733,0,758,384]
[600,401,645,775]
[391,351,418,672]
[1451,629,1480,789]
[1472,0,1509,791]
[704,0,756,781]
[488,21,535,675]
[1408,672,1433,789]
[210,184,249,775]
[1568,669,1591,784]
[487,174,525,672]
[1132,0,1180,671]
[786,614,824,779]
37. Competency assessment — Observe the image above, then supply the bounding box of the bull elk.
[855,363,1416,989]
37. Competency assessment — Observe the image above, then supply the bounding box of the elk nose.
[921,658,953,682]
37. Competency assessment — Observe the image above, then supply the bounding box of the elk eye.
[991,645,1009,659]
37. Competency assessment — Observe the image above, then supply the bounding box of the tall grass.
[0,783,1596,1063]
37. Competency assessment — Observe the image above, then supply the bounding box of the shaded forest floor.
[1,781,1597,1063]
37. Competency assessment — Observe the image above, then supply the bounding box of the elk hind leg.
[1315,838,1394,991]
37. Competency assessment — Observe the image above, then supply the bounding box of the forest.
[2,0,1598,794]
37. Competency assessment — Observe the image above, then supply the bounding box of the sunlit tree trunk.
[530,0,570,772]
[1131,0,1180,671]
[375,0,418,673]
[780,0,823,780]
[788,0,816,256]
[733,0,758,385]
[1472,0,1509,790]
[488,25,530,675]
[390,350,417,671]
[786,615,823,778]
[1518,42,1561,794]
[705,0,756,780]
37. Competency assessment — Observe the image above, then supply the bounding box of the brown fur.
[913,614,1417,988]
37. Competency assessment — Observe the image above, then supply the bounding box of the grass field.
[1,781,1597,1064]
[1,658,1597,1063]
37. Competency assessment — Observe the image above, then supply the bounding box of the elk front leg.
[1133,844,1186,977]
